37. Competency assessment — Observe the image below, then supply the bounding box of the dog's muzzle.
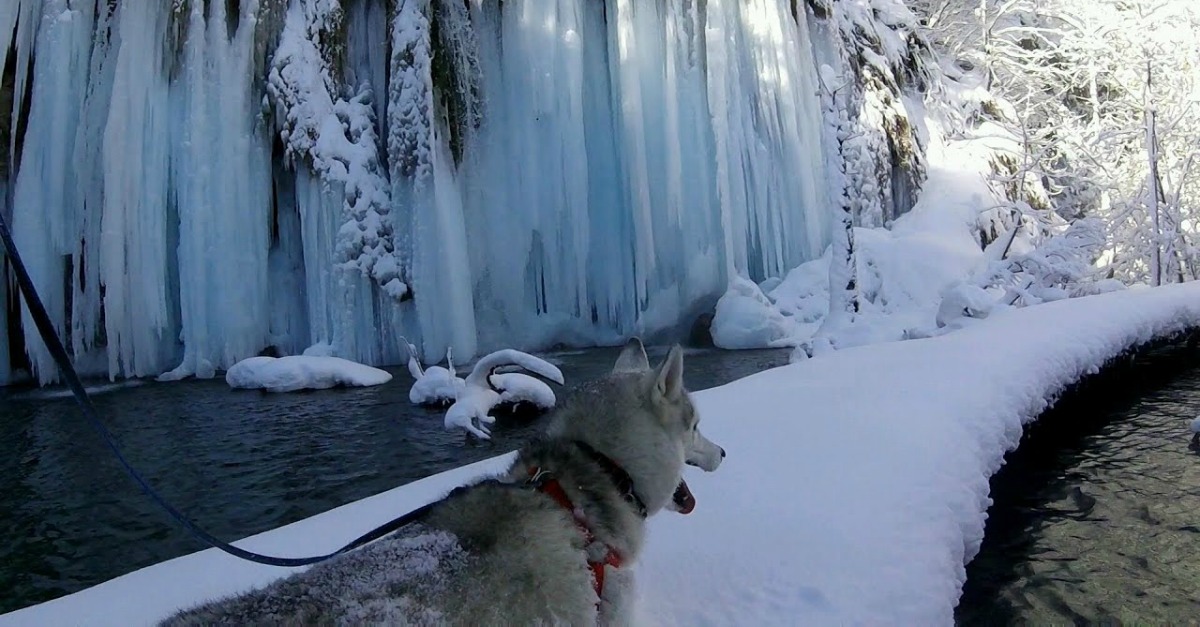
[685,442,726,473]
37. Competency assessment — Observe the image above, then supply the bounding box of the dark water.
[957,345,1200,624]
[0,346,787,615]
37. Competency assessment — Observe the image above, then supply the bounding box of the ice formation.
[2,0,831,384]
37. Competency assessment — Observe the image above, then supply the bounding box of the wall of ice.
[0,0,831,384]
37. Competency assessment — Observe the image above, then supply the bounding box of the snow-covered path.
[5,283,1200,626]
[637,282,1200,625]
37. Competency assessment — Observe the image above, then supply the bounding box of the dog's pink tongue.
[672,480,696,515]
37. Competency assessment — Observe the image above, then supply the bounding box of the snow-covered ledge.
[6,283,1200,626]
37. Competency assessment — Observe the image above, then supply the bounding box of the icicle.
[609,0,658,309]
[12,0,97,383]
[162,0,273,381]
[704,0,750,279]
[2,0,836,383]
[575,0,635,335]
[667,0,722,302]
[453,0,830,348]
[389,0,477,364]
[267,158,309,356]
[0,4,23,119]
[343,0,390,129]
[4,0,41,169]
[100,1,174,378]
[703,0,829,282]
[71,0,117,361]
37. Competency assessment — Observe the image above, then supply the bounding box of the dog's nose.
[719,447,726,458]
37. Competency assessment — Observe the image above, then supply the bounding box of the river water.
[0,346,788,614]
[956,344,1200,623]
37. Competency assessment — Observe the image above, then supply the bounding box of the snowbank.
[6,283,1200,625]
[225,356,392,393]
[710,120,999,351]
[639,282,1200,625]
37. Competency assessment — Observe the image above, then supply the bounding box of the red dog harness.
[527,467,626,602]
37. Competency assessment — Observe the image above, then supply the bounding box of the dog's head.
[608,338,725,514]
[550,338,725,516]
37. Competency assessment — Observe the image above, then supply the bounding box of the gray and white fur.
[162,339,723,626]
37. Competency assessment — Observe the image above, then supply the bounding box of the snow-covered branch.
[913,0,1200,285]
[442,349,564,440]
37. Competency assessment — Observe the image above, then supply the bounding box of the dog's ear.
[613,337,650,373]
[653,345,685,404]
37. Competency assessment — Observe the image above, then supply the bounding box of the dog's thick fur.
[162,339,722,626]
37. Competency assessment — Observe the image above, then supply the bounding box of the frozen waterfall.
[0,0,830,384]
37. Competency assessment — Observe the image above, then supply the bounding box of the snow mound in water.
[225,356,392,392]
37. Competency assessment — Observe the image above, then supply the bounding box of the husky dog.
[163,339,724,626]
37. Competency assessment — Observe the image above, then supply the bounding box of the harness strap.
[528,468,624,603]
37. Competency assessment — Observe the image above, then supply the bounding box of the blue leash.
[0,208,433,567]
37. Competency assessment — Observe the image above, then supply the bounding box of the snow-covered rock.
[710,277,793,350]
[225,356,392,393]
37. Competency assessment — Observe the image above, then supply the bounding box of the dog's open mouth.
[670,479,696,514]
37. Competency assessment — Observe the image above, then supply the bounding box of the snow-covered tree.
[912,0,1200,286]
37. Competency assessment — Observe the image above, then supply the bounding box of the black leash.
[0,208,438,567]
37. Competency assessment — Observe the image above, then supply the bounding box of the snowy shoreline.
[5,283,1200,625]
